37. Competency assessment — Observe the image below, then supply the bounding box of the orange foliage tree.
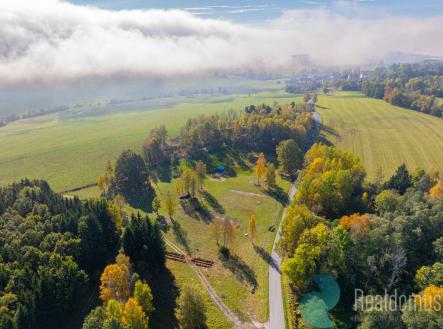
[429,181,443,200]
[339,213,371,234]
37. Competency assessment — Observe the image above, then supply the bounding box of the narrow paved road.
[268,110,321,329]
[268,184,297,329]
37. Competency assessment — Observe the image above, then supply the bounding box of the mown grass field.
[157,170,289,324]
[159,260,233,329]
[0,91,297,192]
[316,92,443,179]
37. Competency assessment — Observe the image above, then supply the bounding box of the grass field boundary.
[61,183,97,194]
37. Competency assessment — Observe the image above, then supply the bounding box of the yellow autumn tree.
[164,191,176,219]
[255,153,266,185]
[416,285,443,312]
[248,213,257,245]
[123,298,148,329]
[134,280,154,317]
[209,217,224,246]
[106,299,123,322]
[430,181,443,200]
[98,175,106,193]
[223,219,236,249]
[107,204,123,234]
[196,160,207,190]
[100,257,132,305]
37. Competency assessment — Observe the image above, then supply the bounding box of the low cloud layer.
[1,0,442,84]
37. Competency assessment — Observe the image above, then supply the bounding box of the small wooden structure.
[165,252,214,268]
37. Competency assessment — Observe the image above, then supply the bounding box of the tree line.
[142,102,314,171]
[354,63,443,117]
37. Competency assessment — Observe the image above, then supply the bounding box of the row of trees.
[141,103,314,171]
[280,144,443,328]
[285,80,322,94]
[361,63,443,117]
[178,108,313,155]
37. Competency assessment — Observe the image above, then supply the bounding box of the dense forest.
[281,144,443,328]
[0,179,168,329]
[0,180,120,329]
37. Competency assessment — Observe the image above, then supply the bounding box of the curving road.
[268,111,321,329]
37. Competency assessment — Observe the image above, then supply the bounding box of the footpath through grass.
[317,92,443,179]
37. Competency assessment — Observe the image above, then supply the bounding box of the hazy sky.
[1,0,442,85]
[70,0,443,19]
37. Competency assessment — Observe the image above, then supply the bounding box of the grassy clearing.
[74,161,289,325]
[162,260,233,329]
[155,169,290,323]
[316,92,443,179]
[0,91,299,192]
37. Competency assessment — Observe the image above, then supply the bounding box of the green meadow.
[158,170,289,323]
[0,92,298,192]
[316,92,443,179]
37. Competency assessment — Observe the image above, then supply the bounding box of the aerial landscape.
[1,1,443,329]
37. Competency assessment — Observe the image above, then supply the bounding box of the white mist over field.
[1,0,442,84]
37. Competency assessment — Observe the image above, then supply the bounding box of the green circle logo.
[300,274,340,328]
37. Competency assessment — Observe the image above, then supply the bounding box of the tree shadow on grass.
[152,165,172,183]
[180,198,213,223]
[202,190,225,214]
[254,245,281,274]
[146,268,179,329]
[219,251,258,291]
[319,123,339,137]
[157,215,170,233]
[261,186,289,206]
[171,220,191,254]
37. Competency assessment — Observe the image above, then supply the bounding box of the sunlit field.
[317,92,443,179]
[0,89,299,192]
